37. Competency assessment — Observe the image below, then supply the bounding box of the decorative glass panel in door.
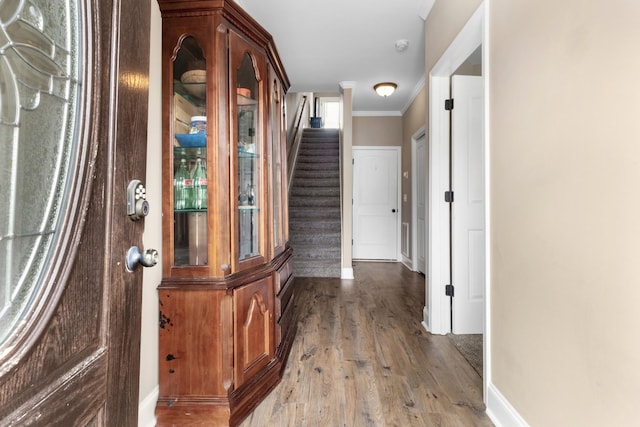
[237,53,260,260]
[0,0,81,345]
[172,36,207,266]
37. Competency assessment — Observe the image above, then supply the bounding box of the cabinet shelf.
[175,133,206,148]
[237,93,257,106]
[174,81,206,106]
[174,208,208,213]
[238,149,259,158]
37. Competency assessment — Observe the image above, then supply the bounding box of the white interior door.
[416,135,427,273]
[451,75,485,334]
[353,147,400,260]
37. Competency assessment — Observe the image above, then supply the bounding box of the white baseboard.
[486,383,529,427]
[400,255,414,271]
[421,305,430,332]
[138,385,158,427]
[341,267,354,279]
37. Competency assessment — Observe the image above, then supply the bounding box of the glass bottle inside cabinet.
[172,36,208,266]
[237,53,260,260]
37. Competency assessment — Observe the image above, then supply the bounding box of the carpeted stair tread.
[297,156,340,164]
[290,232,341,246]
[290,180,341,189]
[289,212,341,221]
[289,207,341,218]
[298,147,340,160]
[289,225,341,234]
[292,244,341,258]
[290,193,340,201]
[294,167,339,174]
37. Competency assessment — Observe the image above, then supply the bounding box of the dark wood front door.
[0,0,151,425]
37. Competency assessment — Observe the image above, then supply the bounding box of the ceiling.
[238,0,432,115]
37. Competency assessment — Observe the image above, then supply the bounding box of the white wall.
[138,2,162,426]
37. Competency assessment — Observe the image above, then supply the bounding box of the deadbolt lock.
[127,179,149,221]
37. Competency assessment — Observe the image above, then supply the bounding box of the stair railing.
[287,95,309,190]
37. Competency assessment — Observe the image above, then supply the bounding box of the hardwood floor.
[240,262,493,427]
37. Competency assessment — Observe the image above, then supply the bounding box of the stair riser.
[289,237,340,247]
[292,178,340,189]
[289,216,340,225]
[290,188,340,197]
[293,264,342,278]
[297,158,339,164]
[299,147,340,154]
[294,247,341,258]
[298,142,340,152]
[294,170,340,178]
[289,216,340,222]
[293,167,340,174]
[290,225,341,233]
[289,201,340,209]
[294,175,340,184]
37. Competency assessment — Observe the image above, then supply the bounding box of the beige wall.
[400,87,427,255]
[426,0,483,73]
[285,91,311,135]
[353,116,402,147]
[341,87,354,276]
[454,60,481,76]
[490,0,640,425]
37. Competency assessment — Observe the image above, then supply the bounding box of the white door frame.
[426,3,484,335]
[352,146,402,261]
[425,0,490,400]
[411,126,426,272]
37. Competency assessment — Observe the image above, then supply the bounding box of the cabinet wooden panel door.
[158,288,228,398]
[234,276,274,387]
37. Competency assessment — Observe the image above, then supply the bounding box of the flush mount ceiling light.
[374,82,397,97]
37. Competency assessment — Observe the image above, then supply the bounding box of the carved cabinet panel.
[234,277,274,386]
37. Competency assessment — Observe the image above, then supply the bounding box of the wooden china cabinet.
[155,1,296,425]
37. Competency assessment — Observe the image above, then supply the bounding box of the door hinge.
[445,284,454,297]
[352,158,354,165]
[444,98,454,111]
[444,191,454,203]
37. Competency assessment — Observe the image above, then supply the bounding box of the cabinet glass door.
[172,36,207,266]
[237,53,260,260]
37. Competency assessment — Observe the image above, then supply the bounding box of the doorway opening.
[424,2,488,394]
[319,97,341,129]
[411,127,427,274]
